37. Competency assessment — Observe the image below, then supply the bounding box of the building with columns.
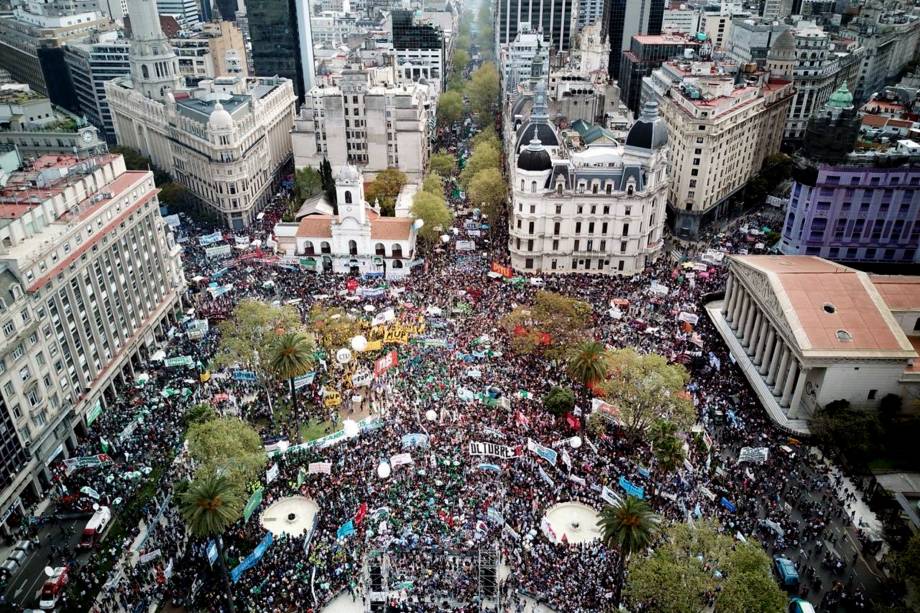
[706,255,920,434]
[0,152,185,529]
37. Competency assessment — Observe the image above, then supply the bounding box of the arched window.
[520,180,524,191]
[142,65,149,79]
[592,183,599,194]
[627,184,634,196]
[391,244,403,258]
[348,240,358,255]
[375,242,385,256]
[344,190,352,204]
[392,260,403,269]
[556,182,563,195]
[320,241,331,254]
[304,241,315,255]
[531,181,537,193]
[605,183,612,194]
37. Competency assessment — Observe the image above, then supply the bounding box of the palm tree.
[597,495,661,600]
[566,340,609,389]
[178,473,243,613]
[267,331,315,440]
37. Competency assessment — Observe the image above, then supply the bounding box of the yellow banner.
[323,388,342,408]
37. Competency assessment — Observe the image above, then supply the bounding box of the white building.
[663,4,702,36]
[506,81,668,275]
[707,256,920,433]
[0,152,184,529]
[274,165,419,279]
[106,0,296,229]
[499,29,549,96]
[291,69,434,182]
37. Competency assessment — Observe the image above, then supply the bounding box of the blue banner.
[232,369,258,382]
[207,541,218,566]
[478,463,501,472]
[211,267,229,279]
[637,466,651,479]
[337,519,355,540]
[230,531,273,583]
[199,231,223,246]
[401,433,430,449]
[720,497,736,513]
[529,440,558,466]
[618,476,645,500]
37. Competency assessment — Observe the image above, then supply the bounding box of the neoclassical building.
[707,256,920,433]
[273,166,420,279]
[505,80,668,275]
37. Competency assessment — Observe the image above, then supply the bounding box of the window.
[525,258,534,269]
[2,382,12,397]
[868,389,877,400]
[19,365,30,382]
[2,321,13,337]
[554,222,560,235]
[344,190,353,204]
[26,388,40,407]
[11,344,23,360]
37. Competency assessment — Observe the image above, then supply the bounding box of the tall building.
[171,20,248,82]
[845,14,920,103]
[650,60,793,238]
[63,39,132,142]
[499,29,549,97]
[577,0,606,31]
[0,152,184,530]
[0,83,107,157]
[602,0,665,80]
[291,70,434,182]
[618,33,700,115]
[760,0,792,21]
[494,0,575,53]
[506,81,668,275]
[391,10,445,89]
[662,3,702,35]
[248,0,316,101]
[156,0,200,29]
[724,16,787,67]
[106,0,297,229]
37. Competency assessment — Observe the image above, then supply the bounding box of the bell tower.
[126,0,182,100]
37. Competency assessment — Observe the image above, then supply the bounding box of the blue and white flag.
[230,532,273,583]
[618,476,645,499]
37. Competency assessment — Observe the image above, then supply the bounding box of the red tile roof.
[371,218,413,241]
[296,216,333,238]
[872,276,920,311]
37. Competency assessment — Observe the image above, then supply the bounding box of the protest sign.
[266,463,279,484]
[205,244,232,259]
[308,462,332,475]
[600,485,621,506]
[401,433,429,449]
[232,369,258,382]
[293,372,316,390]
[390,453,413,467]
[63,454,112,474]
[456,240,476,251]
[374,351,398,376]
[139,549,161,564]
[737,447,769,464]
[164,355,194,368]
[490,262,513,278]
[677,312,699,325]
[198,231,223,246]
[537,465,555,487]
[468,441,517,459]
[527,439,558,466]
[337,519,355,540]
[618,476,645,499]
[243,488,263,523]
[230,532,273,582]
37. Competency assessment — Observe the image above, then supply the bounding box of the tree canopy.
[186,417,264,493]
[429,151,457,177]
[460,142,501,188]
[465,62,500,122]
[308,304,364,352]
[500,291,593,359]
[543,386,575,418]
[365,168,408,216]
[213,299,304,377]
[466,167,506,221]
[411,190,454,244]
[437,90,463,127]
[294,166,323,203]
[421,173,445,196]
[471,125,500,151]
[625,520,786,613]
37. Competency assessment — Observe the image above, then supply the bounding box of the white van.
[77,506,111,550]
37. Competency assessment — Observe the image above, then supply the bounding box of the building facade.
[171,21,248,82]
[63,39,132,142]
[156,0,200,29]
[391,10,445,89]
[619,33,700,115]
[707,256,920,433]
[0,152,184,530]
[495,0,575,53]
[506,82,668,275]
[602,0,665,80]
[292,71,433,182]
[650,60,793,238]
[247,0,316,100]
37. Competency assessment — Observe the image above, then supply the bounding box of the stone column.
[767,337,783,385]
[742,302,758,347]
[789,369,808,417]
[772,347,790,395]
[725,279,741,324]
[781,359,799,407]
[759,329,776,375]
[754,320,770,365]
[722,275,734,319]
[732,290,748,332]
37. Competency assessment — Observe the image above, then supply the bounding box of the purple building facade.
[779,161,920,264]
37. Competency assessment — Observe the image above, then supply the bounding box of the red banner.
[490,262,513,278]
[373,350,398,376]
[355,502,368,526]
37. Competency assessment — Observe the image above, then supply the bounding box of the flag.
[565,413,580,430]
[355,502,368,526]
[514,411,529,426]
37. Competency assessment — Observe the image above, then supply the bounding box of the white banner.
[455,240,476,251]
[372,308,396,327]
[205,244,233,259]
[352,370,373,387]
[601,485,621,506]
[266,463,279,483]
[650,281,669,295]
[677,312,699,325]
[139,549,161,564]
[390,453,414,467]
[308,462,332,475]
[737,447,769,464]
[468,441,517,459]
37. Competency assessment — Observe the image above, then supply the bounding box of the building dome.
[517,138,552,172]
[336,164,362,184]
[625,101,668,150]
[516,122,559,152]
[767,29,796,61]
[827,83,854,109]
[208,101,234,131]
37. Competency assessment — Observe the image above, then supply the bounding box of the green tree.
[411,190,454,244]
[894,532,920,610]
[566,340,609,389]
[451,48,470,75]
[600,348,695,435]
[598,495,661,596]
[213,299,304,415]
[648,419,685,472]
[465,62,500,122]
[320,158,337,208]
[811,401,882,465]
[499,291,593,359]
[421,173,445,196]
[308,304,364,352]
[294,166,323,202]
[543,386,575,418]
[437,90,463,127]
[625,520,785,613]
[467,167,506,221]
[460,142,500,188]
[266,331,316,440]
[178,473,243,613]
[365,168,408,216]
[471,125,500,151]
[429,151,457,177]
[186,417,264,493]
[186,402,217,426]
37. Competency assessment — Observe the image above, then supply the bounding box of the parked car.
[774,556,800,589]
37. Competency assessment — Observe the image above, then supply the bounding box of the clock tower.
[335,164,367,225]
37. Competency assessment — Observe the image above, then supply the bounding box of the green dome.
[827,83,854,109]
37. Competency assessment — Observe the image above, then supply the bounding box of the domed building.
[803,83,860,164]
[507,81,669,276]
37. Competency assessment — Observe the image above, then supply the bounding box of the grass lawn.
[300,418,334,442]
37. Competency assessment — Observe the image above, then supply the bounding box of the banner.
[164,355,194,368]
[86,399,103,426]
[266,463,279,484]
[232,369,258,382]
[373,351,398,376]
[569,474,587,487]
[337,519,355,540]
[205,244,233,259]
[618,476,645,499]
[456,240,476,251]
[720,497,737,513]
[390,453,413,467]
[352,369,373,387]
[401,433,429,449]
[293,372,316,390]
[468,441,517,459]
[187,319,210,340]
[540,517,558,543]
[650,281,669,295]
[371,308,396,327]
[358,287,386,298]
[243,488,263,523]
[80,486,101,500]
[677,312,699,325]
[601,485,621,506]
[230,531,273,583]
[737,447,769,464]
[487,506,505,525]
[699,485,717,501]
[591,398,623,425]
[63,454,112,473]
[527,439,558,466]
[478,463,501,472]
[322,388,342,408]
[198,231,223,246]
[490,262,513,278]
[139,549,161,564]
[163,214,181,228]
[308,462,332,475]
[208,284,234,298]
[537,465,555,487]
[207,541,218,566]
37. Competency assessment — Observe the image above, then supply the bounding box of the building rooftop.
[872,276,920,311]
[732,256,915,356]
